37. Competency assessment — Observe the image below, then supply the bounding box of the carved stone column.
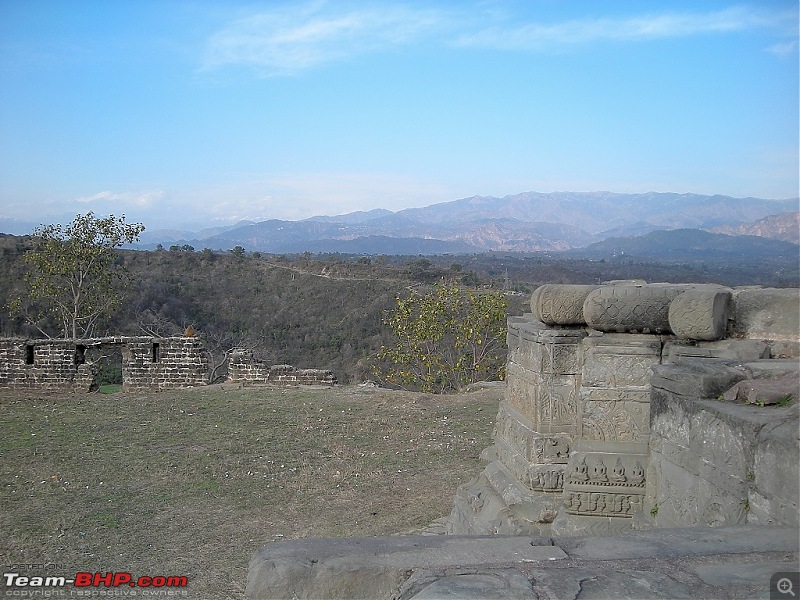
[551,333,661,536]
[447,316,586,535]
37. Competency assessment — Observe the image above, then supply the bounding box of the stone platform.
[246,524,800,599]
[447,284,799,537]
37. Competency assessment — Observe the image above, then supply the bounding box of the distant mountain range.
[567,228,799,262]
[3,192,797,256]
[711,210,799,244]
[138,191,797,255]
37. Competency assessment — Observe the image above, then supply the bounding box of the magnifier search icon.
[778,578,796,597]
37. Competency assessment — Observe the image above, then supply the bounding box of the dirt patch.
[0,384,501,599]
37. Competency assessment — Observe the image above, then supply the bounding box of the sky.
[0,0,797,231]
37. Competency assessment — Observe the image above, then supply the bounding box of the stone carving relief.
[447,283,799,537]
[583,285,691,333]
[537,375,579,430]
[581,400,649,442]
[581,341,662,389]
[540,341,581,375]
[668,289,731,341]
[529,435,571,464]
[529,466,565,492]
[531,284,598,326]
[564,455,646,518]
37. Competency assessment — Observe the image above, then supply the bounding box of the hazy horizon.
[1,1,798,230]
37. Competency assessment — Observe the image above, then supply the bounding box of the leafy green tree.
[374,283,507,393]
[14,212,144,338]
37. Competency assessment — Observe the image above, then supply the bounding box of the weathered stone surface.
[228,351,337,386]
[649,360,748,399]
[450,281,799,539]
[732,287,800,342]
[668,289,732,341]
[246,535,566,599]
[403,569,538,600]
[749,404,800,525]
[0,336,210,391]
[722,373,799,405]
[663,339,770,362]
[581,333,662,388]
[558,523,799,559]
[580,390,650,442]
[530,284,597,326]
[247,526,799,600]
[648,364,799,528]
[583,285,690,333]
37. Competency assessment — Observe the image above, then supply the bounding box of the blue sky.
[0,0,797,230]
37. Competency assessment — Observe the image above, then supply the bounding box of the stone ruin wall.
[228,349,336,386]
[0,336,210,392]
[447,283,800,537]
[0,337,336,391]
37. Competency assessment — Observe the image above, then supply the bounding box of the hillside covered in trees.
[1,233,797,383]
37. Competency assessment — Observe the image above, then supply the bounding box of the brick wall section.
[0,336,210,392]
[0,338,97,392]
[122,337,210,391]
[0,338,336,392]
[228,350,336,386]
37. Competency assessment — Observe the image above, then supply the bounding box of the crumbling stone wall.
[0,336,210,392]
[122,337,209,391]
[0,337,338,392]
[228,349,336,386]
[447,283,799,536]
[0,338,97,392]
[645,359,799,528]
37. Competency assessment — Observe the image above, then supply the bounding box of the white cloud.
[76,189,165,208]
[768,39,799,56]
[201,3,795,75]
[184,172,453,222]
[202,2,446,75]
[454,6,785,50]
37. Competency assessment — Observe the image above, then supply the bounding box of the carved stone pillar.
[551,333,662,536]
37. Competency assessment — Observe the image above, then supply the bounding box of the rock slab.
[246,525,799,599]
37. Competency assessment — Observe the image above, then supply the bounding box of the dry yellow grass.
[0,384,501,598]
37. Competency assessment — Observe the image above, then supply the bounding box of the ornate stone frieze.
[529,465,565,492]
[668,289,732,341]
[580,398,650,442]
[531,284,598,326]
[583,285,692,333]
[581,334,663,389]
[564,455,646,518]
[529,433,571,464]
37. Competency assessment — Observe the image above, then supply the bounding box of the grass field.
[0,383,501,598]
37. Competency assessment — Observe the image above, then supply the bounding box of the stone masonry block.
[580,395,650,442]
[583,284,692,333]
[582,334,662,389]
[668,289,732,341]
[535,373,579,433]
[531,284,598,326]
[732,288,800,342]
[750,406,800,526]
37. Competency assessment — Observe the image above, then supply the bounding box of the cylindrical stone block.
[583,285,691,333]
[668,289,732,341]
[530,284,598,326]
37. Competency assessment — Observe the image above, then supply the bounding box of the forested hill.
[1,234,797,383]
